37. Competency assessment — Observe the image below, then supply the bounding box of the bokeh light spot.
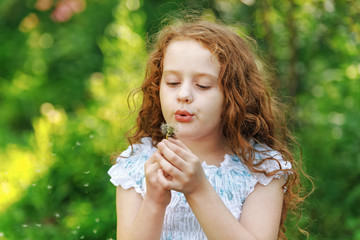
[19,13,39,32]
[39,33,54,49]
[126,0,140,11]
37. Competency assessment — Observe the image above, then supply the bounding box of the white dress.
[108,137,291,240]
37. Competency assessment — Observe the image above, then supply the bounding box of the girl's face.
[159,39,224,142]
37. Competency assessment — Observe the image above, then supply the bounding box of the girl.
[108,20,305,240]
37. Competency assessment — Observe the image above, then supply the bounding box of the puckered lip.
[175,109,194,122]
[175,109,194,116]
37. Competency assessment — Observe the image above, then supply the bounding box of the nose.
[176,82,193,103]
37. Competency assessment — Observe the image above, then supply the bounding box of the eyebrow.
[162,70,218,81]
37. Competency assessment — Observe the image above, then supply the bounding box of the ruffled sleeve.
[107,137,156,197]
[251,143,292,186]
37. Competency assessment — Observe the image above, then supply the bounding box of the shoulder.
[118,137,157,159]
[252,141,291,172]
[107,137,157,197]
[251,141,292,186]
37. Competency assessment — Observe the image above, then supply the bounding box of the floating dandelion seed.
[47,185,52,190]
[93,229,97,234]
[35,223,42,227]
[22,224,28,228]
[161,123,176,139]
[84,183,89,187]
[89,135,94,138]
[80,235,85,239]
[77,225,81,229]
[84,171,90,174]
[76,141,81,146]
[95,218,100,223]
[55,213,60,218]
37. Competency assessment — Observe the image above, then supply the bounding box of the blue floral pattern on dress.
[108,137,291,240]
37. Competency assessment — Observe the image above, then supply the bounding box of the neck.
[178,136,230,166]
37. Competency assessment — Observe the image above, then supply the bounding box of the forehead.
[163,39,220,77]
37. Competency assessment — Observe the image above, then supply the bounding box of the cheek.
[210,95,224,121]
[159,89,171,117]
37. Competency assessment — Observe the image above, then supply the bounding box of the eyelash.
[196,84,211,89]
[166,82,180,86]
[166,82,211,89]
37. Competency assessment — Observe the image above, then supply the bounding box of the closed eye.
[166,82,180,86]
[197,84,211,89]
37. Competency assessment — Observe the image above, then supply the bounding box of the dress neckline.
[201,154,239,169]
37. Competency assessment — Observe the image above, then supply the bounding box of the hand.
[144,150,171,208]
[156,138,208,195]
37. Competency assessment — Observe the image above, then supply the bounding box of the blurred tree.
[0,0,359,239]
[0,0,117,140]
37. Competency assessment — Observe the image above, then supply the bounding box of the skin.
[116,39,284,240]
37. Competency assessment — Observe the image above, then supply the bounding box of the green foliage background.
[0,0,359,239]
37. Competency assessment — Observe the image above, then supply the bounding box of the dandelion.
[161,123,176,139]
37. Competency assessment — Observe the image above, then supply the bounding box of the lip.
[175,110,194,122]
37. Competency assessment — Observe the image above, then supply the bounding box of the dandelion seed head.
[160,123,176,139]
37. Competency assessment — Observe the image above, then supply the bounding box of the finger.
[145,159,159,178]
[162,139,195,165]
[157,169,180,191]
[158,141,187,171]
[167,138,190,151]
[149,149,163,163]
[157,168,172,180]
[156,150,184,178]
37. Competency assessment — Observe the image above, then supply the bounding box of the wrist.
[143,195,169,211]
[184,179,212,200]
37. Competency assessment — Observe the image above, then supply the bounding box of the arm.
[185,178,284,240]
[116,151,171,240]
[156,138,284,240]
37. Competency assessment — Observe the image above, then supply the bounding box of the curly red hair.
[126,20,310,239]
